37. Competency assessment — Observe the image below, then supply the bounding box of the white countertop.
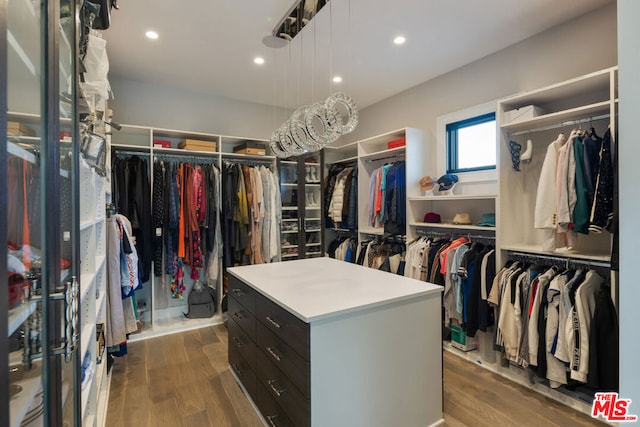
[227,257,442,323]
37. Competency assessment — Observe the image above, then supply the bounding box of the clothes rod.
[112,149,151,157]
[223,158,275,166]
[506,250,611,268]
[364,155,404,163]
[509,113,610,137]
[415,229,496,240]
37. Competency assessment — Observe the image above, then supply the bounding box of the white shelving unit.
[435,66,619,420]
[323,128,430,262]
[110,123,277,342]
[79,156,107,427]
[497,66,617,269]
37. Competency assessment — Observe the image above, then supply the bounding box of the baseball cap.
[423,212,441,223]
[438,174,459,191]
[477,213,496,227]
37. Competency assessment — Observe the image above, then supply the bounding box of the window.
[446,112,496,173]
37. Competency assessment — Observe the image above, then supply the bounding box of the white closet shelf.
[501,243,611,262]
[501,101,611,133]
[282,207,298,211]
[80,216,105,231]
[110,143,150,151]
[222,152,275,161]
[154,147,218,156]
[282,183,297,187]
[279,160,297,165]
[281,230,299,234]
[410,222,496,231]
[80,271,96,304]
[281,253,298,258]
[408,194,497,201]
[128,313,223,343]
[359,146,406,162]
[7,301,37,336]
[326,155,358,165]
[500,68,613,110]
[359,227,384,236]
[8,141,37,164]
[80,322,97,361]
[9,361,42,427]
[305,243,322,247]
[281,245,297,249]
[96,292,106,324]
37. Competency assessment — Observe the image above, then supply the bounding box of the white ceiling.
[104,0,613,110]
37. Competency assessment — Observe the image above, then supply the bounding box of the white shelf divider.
[410,222,496,232]
[7,301,37,336]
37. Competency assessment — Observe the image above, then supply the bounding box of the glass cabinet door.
[3,0,80,425]
[279,160,300,260]
[301,153,323,258]
[278,152,324,261]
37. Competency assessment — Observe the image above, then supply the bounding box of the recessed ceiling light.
[333,75,343,83]
[254,56,265,65]
[393,35,406,45]
[145,30,159,40]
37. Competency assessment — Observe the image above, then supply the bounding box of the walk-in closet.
[3,1,639,427]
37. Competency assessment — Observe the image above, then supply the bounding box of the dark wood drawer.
[229,294,256,340]
[255,293,310,361]
[229,341,257,401]
[256,381,296,427]
[228,315,257,372]
[257,321,310,398]
[257,349,310,427]
[229,275,256,313]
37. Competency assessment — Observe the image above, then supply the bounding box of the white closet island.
[227,257,444,427]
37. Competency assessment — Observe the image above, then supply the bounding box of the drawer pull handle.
[265,316,281,329]
[232,363,242,376]
[232,336,243,348]
[266,415,279,427]
[234,311,244,320]
[267,379,287,397]
[232,289,245,297]
[266,346,282,362]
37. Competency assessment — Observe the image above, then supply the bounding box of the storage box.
[503,105,546,125]
[153,139,171,148]
[96,323,105,363]
[233,141,266,156]
[450,321,477,352]
[178,138,217,152]
[387,137,406,149]
[8,121,35,137]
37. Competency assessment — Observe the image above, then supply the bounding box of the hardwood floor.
[106,325,605,426]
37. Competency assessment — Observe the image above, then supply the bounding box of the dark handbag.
[86,0,112,30]
[185,281,216,319]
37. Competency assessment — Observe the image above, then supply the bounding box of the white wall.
[344,3,617,145]
[108,76,292,139]
[617,0,640,415]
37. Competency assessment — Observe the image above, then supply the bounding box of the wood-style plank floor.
[106,325,604,427]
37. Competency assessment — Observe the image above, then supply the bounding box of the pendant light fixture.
[267,0,358,158]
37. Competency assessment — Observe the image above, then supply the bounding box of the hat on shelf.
[437,174,459,191]
[420,176,437,192]
[452,213,472,225]
[423,212,441,223]
[477,213,496,227]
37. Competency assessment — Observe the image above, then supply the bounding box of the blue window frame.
[446,112,496,173]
